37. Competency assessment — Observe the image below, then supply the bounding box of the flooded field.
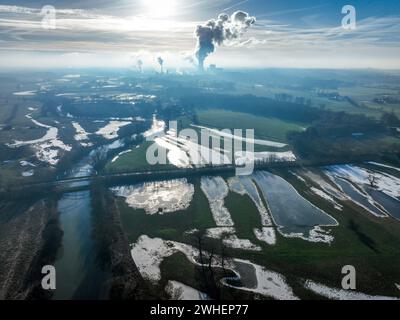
[252,171,338,243]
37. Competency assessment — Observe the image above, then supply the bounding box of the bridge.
[0,158,366,200]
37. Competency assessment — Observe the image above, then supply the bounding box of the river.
[52,140,125,299]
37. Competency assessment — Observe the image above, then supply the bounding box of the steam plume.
[195,11,256,71]
[157,56,164,73]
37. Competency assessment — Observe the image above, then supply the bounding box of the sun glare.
[143,0,177,18]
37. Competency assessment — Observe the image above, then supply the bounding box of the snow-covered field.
[305,280,400,300]
[112,179,194,215]
[153,136,191,168]
[191,124,288,148]
[289,170,306,183]
[131,236,181,282]
[72,122,93,147]
[146,122,295,168]
[235,151,296,166]
[310,187,343,211]
[206,227,261,251]
[299,169,346,200]
[131,235,215,283]
[154,130,231,168]
[223,259,299,300]
[324,165,400,218]
[165,281,209,300]
[143,115,165,139]
[131,235,297,300]
[368,162,400,173]
[7,114,71,165]
[201,176,234,226]
[326,164,400,200]
[95,120,131,139]
[205,227,236,238]
[254,227,277,245]
[223,235,262,251]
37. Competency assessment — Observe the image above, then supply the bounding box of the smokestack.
[194,11,256,71]
[157,56,164,73]
[136,59,143,73]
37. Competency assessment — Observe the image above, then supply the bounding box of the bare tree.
[368,174,378,188]
[191,230,223,300]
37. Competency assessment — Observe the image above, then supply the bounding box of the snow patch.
[289,170,306,183]
[22,170,34,177]
[235,151,296,166]
[143,115,165,139]
[72,122,92,147]
[223,235,261,251]
[326,164,400,200]
[165,281,210,300]
[368,162,400,173]
[201,176,234,226]
[96,121,131,140]
[131,235,297,300]
[254,227,277,245]
[191,124,287,148]
[7,115,71,165]
[111,149,132,163]
[305,280,400,300]
[206,227,261,251]
[131,235,205,283]
[310,187,343,211]
[20,160,36,167]
[224,259,299,300]
[206,228,261,251]
[112,179,194,215]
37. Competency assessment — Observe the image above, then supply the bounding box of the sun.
[143,0,177,18]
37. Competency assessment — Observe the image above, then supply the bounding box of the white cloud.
[0,5,399,69]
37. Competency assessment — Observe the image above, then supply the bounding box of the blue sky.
[0,0,399,69]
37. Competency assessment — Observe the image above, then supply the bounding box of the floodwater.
[252,171,337,237]
[366,187,400,220]
[331,177,387,217]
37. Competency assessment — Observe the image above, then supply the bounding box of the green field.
[195,109,306,142]
[117,178,215,244]
[105,141,175,173]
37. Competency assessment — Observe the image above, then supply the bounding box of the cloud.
[0,5,399,69]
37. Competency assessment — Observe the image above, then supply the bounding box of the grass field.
[117,178,215,244]
[105,141,175,173]
[195,109,306,142]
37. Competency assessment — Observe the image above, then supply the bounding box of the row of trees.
[288,110,400,163]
